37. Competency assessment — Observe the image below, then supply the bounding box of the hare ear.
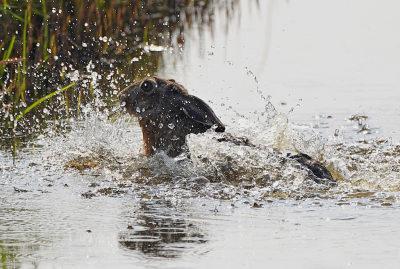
[172,94,225,132]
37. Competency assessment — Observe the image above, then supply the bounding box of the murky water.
[2,0,400,268]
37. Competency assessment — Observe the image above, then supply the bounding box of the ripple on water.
[118,200,208,259]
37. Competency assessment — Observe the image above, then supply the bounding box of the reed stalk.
[0,36,16,82]
[41,0,48,62]
[13,9,28,108]
[77,89,82,117]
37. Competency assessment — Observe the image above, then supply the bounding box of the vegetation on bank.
[0,0,238,140]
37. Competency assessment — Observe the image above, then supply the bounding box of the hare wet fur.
[118,76,225,157]
[118,76,334,182]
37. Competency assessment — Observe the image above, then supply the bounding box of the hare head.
[118,76,225,157]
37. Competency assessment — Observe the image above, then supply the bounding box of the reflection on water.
[0,239,23,268]
[119,200,207,258]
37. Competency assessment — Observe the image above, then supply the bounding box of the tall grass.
[0,0,240,139]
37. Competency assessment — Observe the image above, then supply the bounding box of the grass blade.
[0,6,24,22]
[0,58,25,66]
[0,35,16,80]
[42,0,48,61]
[13,83,75,123]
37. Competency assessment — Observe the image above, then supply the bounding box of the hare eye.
[141,81,153,92]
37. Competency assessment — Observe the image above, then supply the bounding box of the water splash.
[10,86,398,202]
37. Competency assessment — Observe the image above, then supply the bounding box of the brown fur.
[118,76,225,157]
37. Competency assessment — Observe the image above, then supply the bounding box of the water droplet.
[168,123,175,129]
[120,101,126,107]
[130,57,139,63]
[158,123,163,129]
[136,107,141,113]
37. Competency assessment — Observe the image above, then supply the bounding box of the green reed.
[41,0,48,62]
[0,36,16,79]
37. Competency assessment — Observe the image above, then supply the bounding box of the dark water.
[1,0,400,268]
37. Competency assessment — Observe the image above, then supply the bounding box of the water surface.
[1,0,400,268]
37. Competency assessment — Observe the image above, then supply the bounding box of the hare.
[118,76,225,157]
[118,76,334,182]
